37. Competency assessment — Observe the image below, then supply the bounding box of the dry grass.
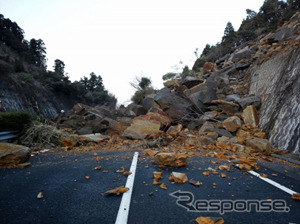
[20,122,71,146]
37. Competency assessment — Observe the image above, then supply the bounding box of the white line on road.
[115,152,139,224]
[248,170,297,195]
[229,161,297,195]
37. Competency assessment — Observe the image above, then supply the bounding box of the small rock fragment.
[160,183,167,190]
[169,172,188,183]
[194,216,224,224]
[116,166,125,173]
[189,178,202,186]
[292,193,300,200]
[203,171,210,176]
[105,186,129,195]
[37,192,43,199]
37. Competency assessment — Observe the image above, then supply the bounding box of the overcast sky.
[1,0,264,105]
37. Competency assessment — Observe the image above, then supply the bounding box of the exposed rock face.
[0,75,72,118]
[0,143,31,168]
[248,46,300,153]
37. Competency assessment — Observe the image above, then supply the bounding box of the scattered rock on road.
[154,152,188,167]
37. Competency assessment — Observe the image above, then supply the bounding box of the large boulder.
[142,94,156,111]
[242,105,259,128]
[229,46,255,62]
[246,138,271,154]
[237,96,261,109]
[0,143,31,168]
[181,76,203,89]
[122,111,171,139]
[184,83,217,111]
[122,117,160,139]
[154,88,194,121]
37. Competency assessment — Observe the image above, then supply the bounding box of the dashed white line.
[115,152,139,224]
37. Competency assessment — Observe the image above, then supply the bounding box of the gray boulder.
[237,96,261,109]
[155,89,194,121]
[184,83,217,111]
[181,76,203,89]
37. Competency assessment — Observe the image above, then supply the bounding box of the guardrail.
[0,130,19,142]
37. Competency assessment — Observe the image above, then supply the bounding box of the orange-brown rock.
[144,112,172,126]
[105,186,129,195]
[203,62,215,73]
[194,216,224,224]
[222,116,242,132]
[61,137,77,148]
[0,143,31,168]
[242,105,259,128]
[153,171,162,180]
[169,172,188,183]
[143,149,159,157]
[154,152,188,167]
[122,116,160,139]
[237,129,251,139]
[167,124,183,136]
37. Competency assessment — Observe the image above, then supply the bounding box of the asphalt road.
[0,149,299,224]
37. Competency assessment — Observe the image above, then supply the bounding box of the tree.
[222,22,235,43]
[130,76,153,104]
[29,38,47,68]
[246,9,257,20]
[53,59,65,76]
[221,22,237,55]
[139,77,151,89]
[80,72,104,92]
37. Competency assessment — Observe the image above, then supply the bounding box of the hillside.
[0,14,116,118]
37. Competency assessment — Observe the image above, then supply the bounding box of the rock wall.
[0,75,73,118]
[248,46,300,154]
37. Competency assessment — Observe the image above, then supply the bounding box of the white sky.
[1,0,264,105]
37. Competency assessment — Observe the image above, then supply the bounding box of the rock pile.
[7,11,296,169]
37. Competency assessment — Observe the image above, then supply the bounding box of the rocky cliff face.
[249,46,300,154]
[0,74,74,118]
[0,44,77,118]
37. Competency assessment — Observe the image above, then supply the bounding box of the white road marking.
[115,152,139,224]
[247,170,297,195]
[229,161,297,195]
